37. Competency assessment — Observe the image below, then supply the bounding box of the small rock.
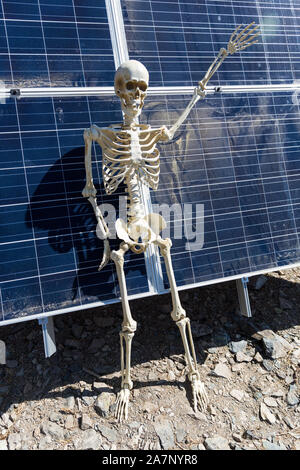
[38,435,52,450]
[260,403,276,425]
[263,397,278,408]
[93,314,115,328]
[49,412,63,424]
[71,324,83,339]
[279,297,293,310]
[198,443,206,450]
[81,395,96,407]
[243,430,258,440]
[228,340,247,354]
[189,411,207,421]
[143,401,157,414]
[262,359,274,372]
[211,363,232,380]
[97,424,118,443]
[271,390,285,398]
[63,396,75,411]
[286,390,299,406]
[255,275,267,290]
[64,415,74,430]
[208,405,217,415]
[230,389,244,402]
[153,419,175,450]
[253,352,263,363]
[88,338,105,352]
[231,363,245,373]
[94,391,115,417]
[168,370,176,381]
[175,428,186,443]
[75,429,101,450]
[41,422,65,440]
[6,360,18,369]
[0,440,8,450]
[262,440,286,450]
[193,324,213,338]
[282,415,295,429]
[81,414,93,431]
[7,433,22,450]
[64,338,80,349]
[260,330,292,359]
[235,351,252,363]
[204,436,230,450]
[207,347,220,354]
[232,433,243,443]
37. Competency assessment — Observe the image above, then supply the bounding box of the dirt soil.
[0,268,299,450]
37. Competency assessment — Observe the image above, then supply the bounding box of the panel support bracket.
[38,317,56,358]
[236,277,252,318]
[0,340,6,365]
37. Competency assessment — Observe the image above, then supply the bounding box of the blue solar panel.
[0,94,149,322]
[1,0,300,325]
[146,89,300,288]
[122,0,299,86]
[0,0,115,87]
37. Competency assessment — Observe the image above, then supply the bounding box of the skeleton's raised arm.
[82,125,111,270]
[164,22,260,141]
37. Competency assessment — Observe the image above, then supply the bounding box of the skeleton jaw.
[120,96,143,124]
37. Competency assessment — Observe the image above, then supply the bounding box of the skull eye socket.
[126,81,134,90]
[138,82,147,92]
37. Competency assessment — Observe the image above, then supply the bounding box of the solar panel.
[0,94,149,323]
[1,0,300,331]
[145,90,300,290]
[0,0,115,88]
[122,0,299,87]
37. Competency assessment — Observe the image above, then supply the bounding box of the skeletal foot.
[115,388,130,423]
[190,376,208,412]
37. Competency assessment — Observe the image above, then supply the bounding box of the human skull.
[114,60,149,119]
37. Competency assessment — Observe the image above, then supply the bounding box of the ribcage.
[101,128,162,195]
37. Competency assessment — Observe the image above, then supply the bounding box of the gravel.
[0,269,299,450]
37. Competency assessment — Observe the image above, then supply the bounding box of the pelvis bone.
[116,213,166,252]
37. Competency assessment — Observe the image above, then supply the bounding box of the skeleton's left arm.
[161,21,260,142]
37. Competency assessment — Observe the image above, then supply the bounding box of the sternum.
[124,129,145,223]
[130,129,143,166]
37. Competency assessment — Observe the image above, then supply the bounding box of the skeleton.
[82,22,259,422]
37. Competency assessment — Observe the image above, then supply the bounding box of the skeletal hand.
[191,376,208,412]
[227,22,260,55]
[115,388,130,422]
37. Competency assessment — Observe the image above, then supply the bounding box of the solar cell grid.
[0,0,115,88]
[122,0,299,87]
[0,94,149,321]
[146,90,300,287]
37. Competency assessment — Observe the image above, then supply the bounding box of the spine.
[125,170,145,223]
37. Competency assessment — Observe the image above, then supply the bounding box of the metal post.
[38,317,56,358]
[236,277,252,318]
[0,340,5,365]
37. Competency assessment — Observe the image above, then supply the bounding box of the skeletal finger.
[235,24,260,45]
[238,29,260,48]
[234,21,256,42]
[238,39,259,52]
[229,24,243,43]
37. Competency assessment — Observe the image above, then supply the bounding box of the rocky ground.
[0,268,299,451]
